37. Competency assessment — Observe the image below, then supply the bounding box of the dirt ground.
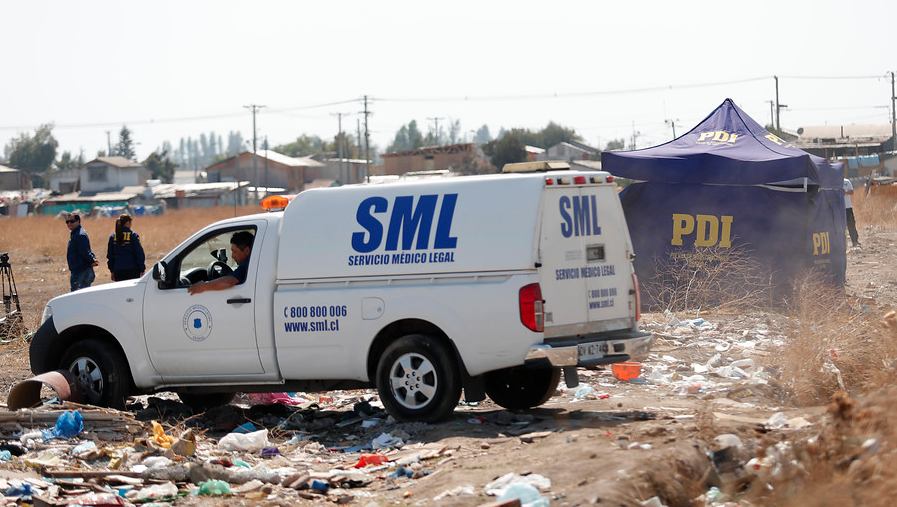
[0,225,895,507]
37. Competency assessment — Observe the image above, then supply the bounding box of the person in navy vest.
[65,213,99,291]
[106,213,146,281]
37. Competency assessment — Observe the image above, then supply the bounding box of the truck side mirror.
[153,261,175,289]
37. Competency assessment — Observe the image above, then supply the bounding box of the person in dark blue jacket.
[106,213,146,281]
[65,213,99,291]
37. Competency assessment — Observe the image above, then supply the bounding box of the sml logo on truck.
[555,195,619,310]
[348,194,459,267]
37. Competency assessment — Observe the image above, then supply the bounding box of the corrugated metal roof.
[797,124,893,140]
[257,150,325,168]
[150,181,249,199]
[0,164,21,173]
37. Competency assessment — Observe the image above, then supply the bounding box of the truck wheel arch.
[366,319,467,382]
[50,326,136,396]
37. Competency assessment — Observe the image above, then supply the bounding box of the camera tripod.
[0,252,24,338]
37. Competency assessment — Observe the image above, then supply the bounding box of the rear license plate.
[578,342,606,362]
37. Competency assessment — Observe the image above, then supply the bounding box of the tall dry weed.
[641,243,775,313]
[774,274,897,406]
[852,185,897,233]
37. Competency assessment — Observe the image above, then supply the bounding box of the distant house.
[48,167,81,193]
[540,141,598,162]
[381,143,486,175]
[39,189,146,216]
[525,145,545,161]
[312,156,370,184]
[205,150,325,193]
[0,164,31,191]
[78,157,148,194]
[794,124,895,160]
[149,181,250,209]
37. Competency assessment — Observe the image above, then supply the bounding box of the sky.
[1,0,895,164]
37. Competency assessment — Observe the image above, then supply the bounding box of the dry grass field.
[0,205,261,334]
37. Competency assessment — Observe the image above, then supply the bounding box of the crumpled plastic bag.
[42,410,83,439]
[197,479,232,496]
[371,432,404,449]
[218,429,268,452]
[484,472,551,496]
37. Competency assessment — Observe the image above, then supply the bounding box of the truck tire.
[178,392,235,412]
[376,334,461,423]
[60,339,130,409]
[484,366,561,410]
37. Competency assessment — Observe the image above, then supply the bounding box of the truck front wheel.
[484,366,560,410]
[60,339,130,409]
[376,334,461,423]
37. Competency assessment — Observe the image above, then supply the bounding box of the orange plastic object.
[353,453,388,468]
[611,362,642,381]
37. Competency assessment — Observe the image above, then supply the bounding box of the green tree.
[473,125,492,143]
[604,138,626,151]
[54,150,84,171]
[482,133,527,170]
[143,150,178,183]
[226,131,244,155]
[275,134,324,158]
[4,123,58,188]
[386,120,425,153]
[503,122,580,149]
[115,125,137,160]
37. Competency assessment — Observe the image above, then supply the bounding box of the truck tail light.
[519,283,544,332]
[632,273,642,322]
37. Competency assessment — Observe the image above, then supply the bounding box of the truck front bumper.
[524,329,654,369]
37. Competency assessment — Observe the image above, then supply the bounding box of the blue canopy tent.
[602,98,845,305]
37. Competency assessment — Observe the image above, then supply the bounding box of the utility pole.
[664,119,679,140]
[766,100,775,128]
[106,131,112,156]
[774,76,787,133]
[263,137,269,197]
[332,112,345,184]
[361,96,371,182]
[243,104,265,200]
[891,71,896,151]
[357,119,362,181]
[427,117,444,145]
[630,121,641,150]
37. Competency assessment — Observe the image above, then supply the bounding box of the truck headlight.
[41,305,53,325]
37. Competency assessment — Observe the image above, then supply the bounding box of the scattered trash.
[218,428,269,452]
[612,362,642,381]
[42,410,83,439]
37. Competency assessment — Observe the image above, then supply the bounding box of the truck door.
[539,183,630,331]
[143,223,266,379]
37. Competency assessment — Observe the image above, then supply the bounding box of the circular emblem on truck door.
[183,305,213,341]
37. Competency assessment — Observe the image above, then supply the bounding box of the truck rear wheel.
[60,339,130,409]
[484,366,560,410]
[376,334,461,423]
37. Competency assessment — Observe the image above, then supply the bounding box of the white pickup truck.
[31,166,652,422]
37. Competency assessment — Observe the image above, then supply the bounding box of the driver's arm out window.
[175,229,252,287]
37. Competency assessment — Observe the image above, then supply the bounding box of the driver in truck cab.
[188,231,254,295]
